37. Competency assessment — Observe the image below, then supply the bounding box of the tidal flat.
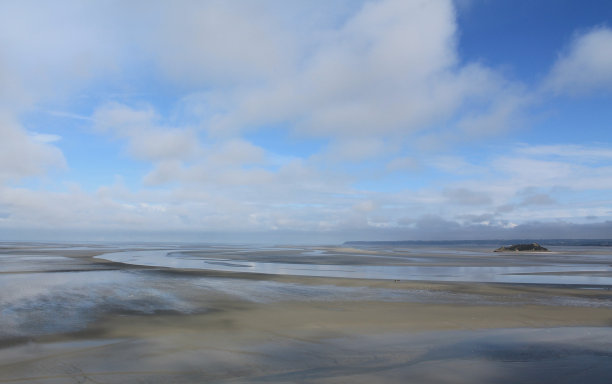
[0,242,611,383]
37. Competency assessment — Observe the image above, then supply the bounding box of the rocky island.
[494,242,549,252]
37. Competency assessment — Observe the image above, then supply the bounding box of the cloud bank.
[0,0,611,242]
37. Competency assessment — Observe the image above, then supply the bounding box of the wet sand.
[1,243,611,383]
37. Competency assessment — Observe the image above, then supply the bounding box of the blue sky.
[1,0,612,243]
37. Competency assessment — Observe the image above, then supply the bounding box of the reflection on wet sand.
[0,243,611,383]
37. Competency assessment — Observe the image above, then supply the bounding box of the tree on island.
[494,243,549,252]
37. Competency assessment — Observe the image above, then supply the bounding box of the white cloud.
[142,161,185,186]
[430,155,485,175]
[93,103,201,162]
[488,155,612,191]
[456,90,529,136]
[207,140,266,167]
[2,141,611,238]
[0,0,611,240]
[386,157,419,172]
[147,1,297,86]
[492,157,575,183]
[545,27,612,95]
[29,132,62,144]
[141,138,271,187]
[429,144,612,226]
[93,103,158,132]
[519,193,556,206]
[0,1,124,109]
[322,138,390,162]
[0,112,65,182]
[353,200,378,212]
[443,188,493,206]
[185,0,523,145]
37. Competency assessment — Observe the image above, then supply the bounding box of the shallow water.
[2,243,611,341]
[97,248,612,285]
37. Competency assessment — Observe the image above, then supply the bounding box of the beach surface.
[1,243,611,383]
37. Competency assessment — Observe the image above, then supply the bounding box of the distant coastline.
[343,239,612,247]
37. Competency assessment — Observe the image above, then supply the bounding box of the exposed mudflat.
[1,242,611,383]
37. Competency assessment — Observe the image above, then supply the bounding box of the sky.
[1,0,612,243]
